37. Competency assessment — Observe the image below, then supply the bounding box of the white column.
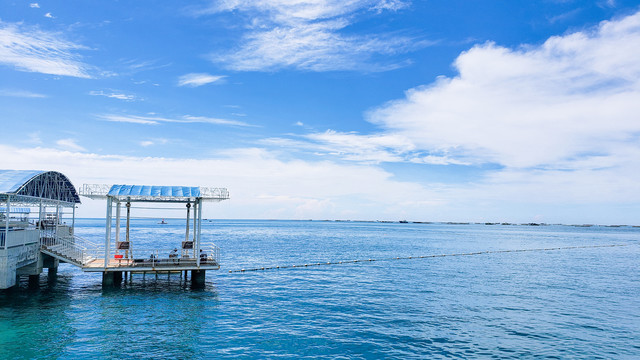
[55,200,60,244]
[197,198,203,267]
[71,204,76,233]
[104,197,112,267]
[193,201,197,242]
[115,202,121,244]
[193,201,197,259]
[3,195,9,249]
[125,201,131,258]
[185,202,191,243]
[38,200,43,239]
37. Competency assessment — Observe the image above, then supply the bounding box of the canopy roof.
[0,170,81,204]
[79,183,229,202]
[109,185,201,198]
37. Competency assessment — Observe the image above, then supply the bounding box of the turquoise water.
[1,220,639,359]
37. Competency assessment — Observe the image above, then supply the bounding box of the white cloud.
[204,0,421,71]
[0,144,443,221]
[56,139,86,152]
[0,22,91,78]
[177,73,225,87]
[366,11,640,169]
[89,90,137,101]
[99,114,252,127]
[29,3,40,8]
[44,13,54,18]
[2,143,638,223]
[0,89,47,98]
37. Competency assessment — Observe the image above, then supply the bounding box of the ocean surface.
[1,220,639,359]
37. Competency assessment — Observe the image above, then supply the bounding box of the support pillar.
[47,266,58,277]
[185,202,191,242]
[4,195,10,249]
[197,198,202,267]
[191,269,206,288]
[28,274,40,288]
[104,197,113,267]
[102,271,114,287]
[114,271,123,285]
[115,201,121,246]
[125,202,131,259]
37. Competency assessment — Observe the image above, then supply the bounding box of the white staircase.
[40,232,101,267]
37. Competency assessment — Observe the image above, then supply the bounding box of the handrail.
[39,229,220,269]
[112,243,220,267]
[40,232,103,266]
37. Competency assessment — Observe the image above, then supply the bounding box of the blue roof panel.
[0,170,44,193]
[108,185,201,199]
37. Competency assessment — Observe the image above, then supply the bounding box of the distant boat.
[158,219,167,224]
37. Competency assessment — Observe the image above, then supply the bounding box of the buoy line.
[227,244,631,273]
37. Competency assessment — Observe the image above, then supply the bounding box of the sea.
[1,219,639,359]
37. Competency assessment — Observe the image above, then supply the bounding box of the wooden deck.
[82,257,220,272]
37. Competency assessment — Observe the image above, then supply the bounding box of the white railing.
[109,242,220,268]
[1,228,39,248]
[40,232,103,266]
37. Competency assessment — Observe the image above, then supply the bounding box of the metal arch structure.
[1,170,81,289]
[0,170,81,206]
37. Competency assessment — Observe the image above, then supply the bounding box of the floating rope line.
[227,244,631,273]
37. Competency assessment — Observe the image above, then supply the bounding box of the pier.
[0,169,229,289]
[79,183,229,287]
[0,170,80,289]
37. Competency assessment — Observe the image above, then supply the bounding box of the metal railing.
[40,231,103,266]
[110,243,220,268]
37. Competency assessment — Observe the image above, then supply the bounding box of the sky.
[1,0,640,224]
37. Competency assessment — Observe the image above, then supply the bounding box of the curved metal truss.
[1,171,80,205]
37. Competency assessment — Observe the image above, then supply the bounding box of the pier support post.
[28,274,39,288]
[43,254,59,281]
[47,266,58,285]
[102,271,123,287]
[114,271,123,285]
[191,269,206,288]
[102,271,114,287]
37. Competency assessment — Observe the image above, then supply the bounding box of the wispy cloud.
[29,3,40,8]
[0,22,91,78]
[120,58,172,74]
[201,1,424,72]
[27,132,42,144]
[44,13,54,19]
[99,114,252,127]
[263,130,467,165]
[56,138,86,152]
[89,90,137,101]
[177,73,226,87]
[0,89,47,98]
[139,138,169,147]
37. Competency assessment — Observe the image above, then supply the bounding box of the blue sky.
[1,1,640,223]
